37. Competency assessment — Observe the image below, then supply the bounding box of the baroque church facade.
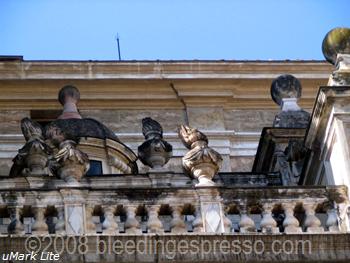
[0,27,349,262]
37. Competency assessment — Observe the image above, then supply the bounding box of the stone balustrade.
[0,176,348,236]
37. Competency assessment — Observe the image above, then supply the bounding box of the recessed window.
[30,110,61,127]
[86,160,103,176]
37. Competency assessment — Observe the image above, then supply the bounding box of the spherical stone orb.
[58,85,80,106]
[270,74,302,106]
[322,27,350,65]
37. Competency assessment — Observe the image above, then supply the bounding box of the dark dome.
[45,118,119,142]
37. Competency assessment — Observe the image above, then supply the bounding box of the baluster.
[222,208,232,233]
[239,206,255,233]
[32,207,48,235]
[124,205,142,234]
[102,206,118,234]
[55,206,65,235]
[171,206,186,233]
[326,208,339,232]
[9,206,23,234]
[85,206,96,234]
[192,206,204,233]
[303,203,323,233]
[282,202,302,233]
[147,205,163,233]
[260,203,279,233]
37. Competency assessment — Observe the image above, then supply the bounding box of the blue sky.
[0,0,349,60]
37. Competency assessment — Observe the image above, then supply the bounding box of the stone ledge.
[0,233,349,262]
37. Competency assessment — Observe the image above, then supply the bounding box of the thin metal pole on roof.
[116,34,121,61]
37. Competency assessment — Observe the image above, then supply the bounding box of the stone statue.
[178,125,222,187]
[10,118,51,176]
[271,74,310,128]
[138,117,172,169]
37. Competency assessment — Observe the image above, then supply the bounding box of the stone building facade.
[0,28,349,262]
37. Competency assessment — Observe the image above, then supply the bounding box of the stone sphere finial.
[322,27,350,65]
[57,85,82,119]
[270,74,302,106]
[58,85,80,106]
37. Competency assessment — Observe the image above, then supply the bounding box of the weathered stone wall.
[0,110,29,134]
[80,109,186,133]
[224,109,277,131]
[0,111,28,176]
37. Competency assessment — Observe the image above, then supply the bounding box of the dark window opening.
[86,160,103,176]
[30,110,61,128]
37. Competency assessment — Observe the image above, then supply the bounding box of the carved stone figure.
[54,140,90,182]
[138,117,172,169]
[178,125,222,187]
[10,118,51,176]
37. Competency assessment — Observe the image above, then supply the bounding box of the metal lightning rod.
[116,34,121,60]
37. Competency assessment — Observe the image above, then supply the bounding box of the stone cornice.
[0,60,333,109]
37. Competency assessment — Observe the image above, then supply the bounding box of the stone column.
[102,206,118,234]
[326,208,339,232]
[55,206,65,235]
[260,203,279,233]
[85,206,96,234]
[303,203,323,233]
[282,202,302,233]
[192,206,204,233]
[239,206,256,233]
[124,205,142,234]
[170,206,186,233]
[32,207,48,235]
[146,205,163,233]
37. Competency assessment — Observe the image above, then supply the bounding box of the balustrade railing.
[0,185,348,236]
